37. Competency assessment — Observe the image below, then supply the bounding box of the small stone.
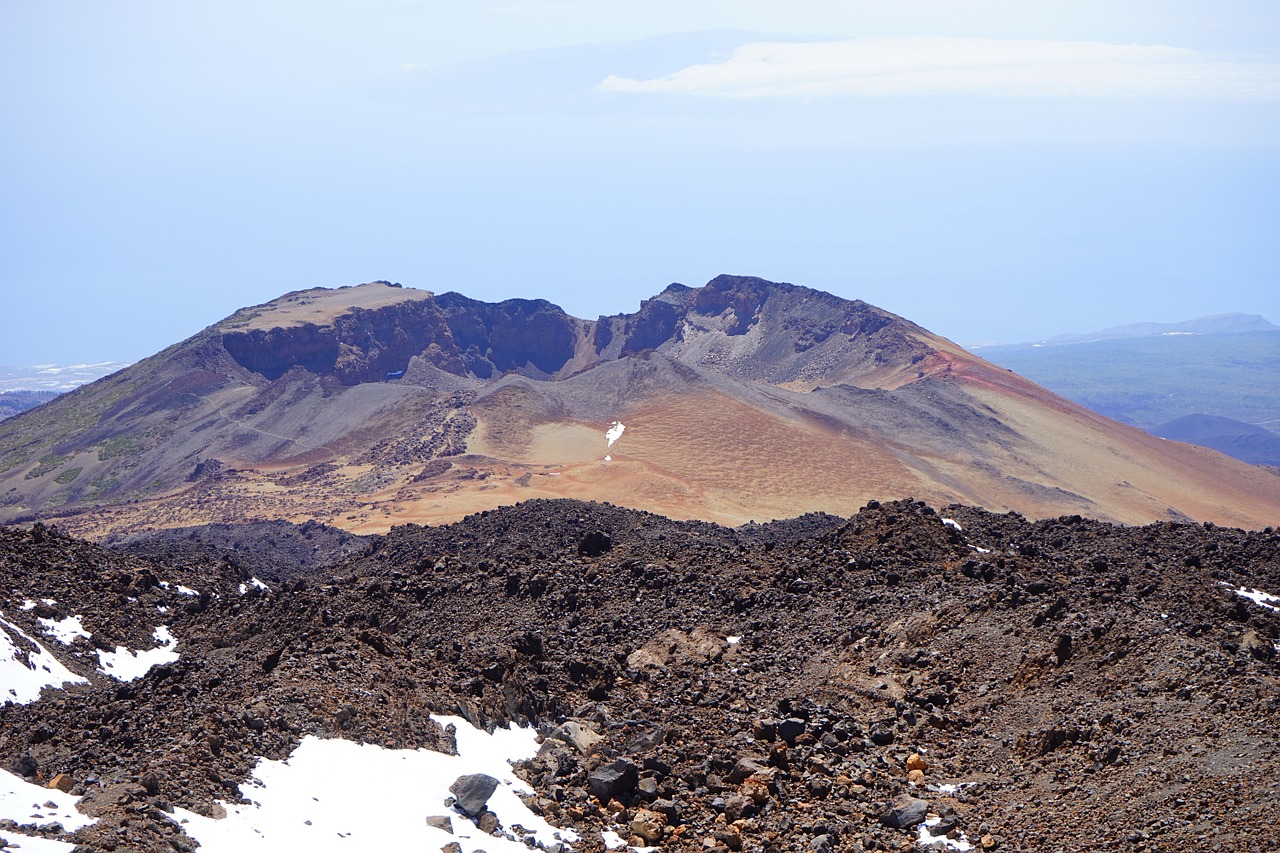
[808,834,834,853]
[906,753,927,772]
[908,769,925,785]
[631,807,668,845]
[752,720,777,742]
[478,809,501,834]
[980,834,998,850]
[777,718,806,745]
[727,756,772,784]
[741,774,771,804]
[426,815,453,833]
[449,773,500,817]
[442,843,464,853]
[48,773,74,793]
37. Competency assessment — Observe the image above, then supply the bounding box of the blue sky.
[2,1,1278,363]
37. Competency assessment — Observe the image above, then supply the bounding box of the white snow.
[0,834,83,852]
[726,636,742,645]
[170,714,578,853]
[605,421,625,448]
[1223,583,1280,612]
[18,599,37,611]
[918,815,974,851]
[0,767,96,832]
[96,626,179,681]
[159,581,199,597]
[0,614,89,703]
[238,578,270,595]
[38,615,90,645]
[602,829,627,849]
[0,765,97,851]
[942,518,963,532]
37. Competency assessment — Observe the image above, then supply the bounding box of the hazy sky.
[3,1,1278,363]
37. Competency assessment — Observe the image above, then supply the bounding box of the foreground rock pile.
[1,498,1278,851]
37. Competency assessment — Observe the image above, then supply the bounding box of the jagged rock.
[449,774,499,817]
[577,532,613,557]
[726,756,772,784]
[777,718,806,745]
[631,807,667,845]
[588,759,639,802]
[544,720,604,755]
[808,834,833,852]
[426,815,453,833]
[880,794,930,829]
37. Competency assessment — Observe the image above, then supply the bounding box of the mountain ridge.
[2,275,1278,536]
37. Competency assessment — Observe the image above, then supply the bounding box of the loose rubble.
[0,498,1277,851]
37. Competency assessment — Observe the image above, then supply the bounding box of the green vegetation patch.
[54,466,83,485]
[97,435,143,461]
[24,453,70,480]
[86,472,121,499]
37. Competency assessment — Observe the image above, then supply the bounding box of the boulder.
[449,773,499,817]
[726,756,774,784]
[545,720,604,755]
[880,794,930,829]
[48,773,74,792]
[631,807,667,845]
[588,758,639,802]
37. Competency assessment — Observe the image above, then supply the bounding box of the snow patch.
[0,614,89,703]
[726,636,742,645]
[602,829,627,849]
[96,626,179,681]
[0,766,97,852]
[942,518,963,532]
[238,578,269,595]
[170,714,577,853]
[159,581,199,597]
[605,421,625,448]
[1222,583,1280,612]
[18,600,36,611]
[38,615,90,645]
[918,815,974,850]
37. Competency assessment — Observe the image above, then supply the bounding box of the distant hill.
[1043,313,1279,345]
[975,326,1280,441]
[1152,414,1280,468]
[0,390,60,421]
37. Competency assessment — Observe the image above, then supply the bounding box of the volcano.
[2,275,1277,537]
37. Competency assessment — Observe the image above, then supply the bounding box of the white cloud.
[597,37,1280,100]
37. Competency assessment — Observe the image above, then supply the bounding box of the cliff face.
[221,297,467,384]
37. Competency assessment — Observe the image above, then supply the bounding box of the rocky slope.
[2,277,1278,538]
[1,499,1279,851]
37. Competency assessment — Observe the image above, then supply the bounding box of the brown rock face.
[222,296,465,383]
